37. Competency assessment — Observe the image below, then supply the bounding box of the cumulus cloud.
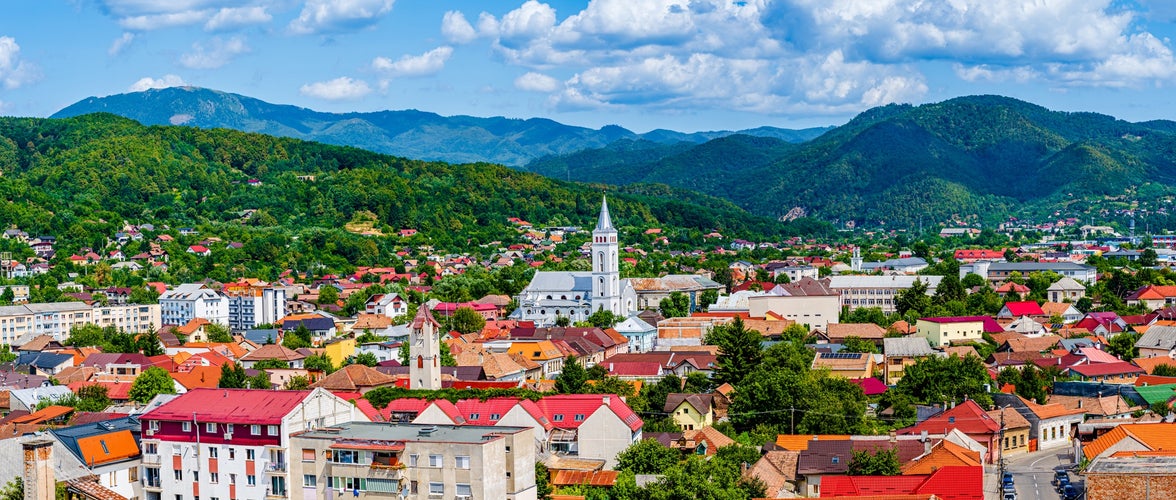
[289,0,395,35]
[372,46,453,81]
[119,10,212,30]
[108,32,136,56]
[465,0,1176,115]
[180,36,249,69]
[299,76,372,100]
[0,36,38,89]
[129,74,187,91]
[205,6,272,31]
[514,72,560,92]
[441,11,478,44]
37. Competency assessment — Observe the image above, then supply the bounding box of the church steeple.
[596,196,615,232]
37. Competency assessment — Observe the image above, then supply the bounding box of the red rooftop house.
[819,465,983,500]
[431,301,500,321]
[900,400,1001,463]
[1073,312,1128,336]
[997,301,1045,319]
[138,388,366,500]
[954,249,1005,262]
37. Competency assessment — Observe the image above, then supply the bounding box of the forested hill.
[524,95,1176,228]
[51,87,830,166]
[0,114,814,254]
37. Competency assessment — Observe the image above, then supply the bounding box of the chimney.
[1078,399,1084,409]
[888,431,897,444]
[23,438,54,500]
[602,395,610,405]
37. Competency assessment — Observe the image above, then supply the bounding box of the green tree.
[350,352,379,367]
[1107,332,1140,360]
[449,307,487,335]
[895,279,931,316]
[253,359,290,370]
[246,370,272,389]
[0,287,13,306]
[129,366,177,403]
[1152,364,1176,377]
[1141,248,1159,267]
[841,336,878,354]
[536,463,553,500]
[700,289,719,311]
[556,356,588,394]
[933,274,966,305]
[659,291,690,318]
[0,477,21,500]
[889,353,993,409]
[706,316,763,386]
[284,375,311,390]
[587,309,620,329]
[318,285,339,305]
[0,345,15,364]
[961,273,987,288]
[304,353,335,373]
[219,363,247,388]
[205,323,233,343]
[615,439,680,474]
[282,325,312,350]
[74,384,112,412]
[847,449,901,475]
[137,331,165,356]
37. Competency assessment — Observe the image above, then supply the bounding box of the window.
[247,475,256,486]
[469,413,479,421]
[267,425,278,436]
[491,413,501,420]
[225,424,233,433]
[230,474,236,485]
[210,472,219,484]
[182,422,191,432]
[129,468,138,482]
[145,442,157,454]
[303,474,317,487]
[505,446,511,453]
[251,425,261,435]
[206,423,217,433]
[456,484,472,497]
[408,454,418,467]
[193,472,199,482]
[302,449,316,462]
[175,495,182,500]
[574,414,585,421]
[150,420,160,432]
[228,448,235,460]
[429,482,444,495]
[410,481,418,494]
[209,448,218,458]
[429,454,443,468]
[246,449,255,461]
[553,414,564,422]
[174,470,183,481]
[455,456,470,469]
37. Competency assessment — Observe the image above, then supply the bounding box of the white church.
[513,197,637,325]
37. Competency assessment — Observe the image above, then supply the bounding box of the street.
[985,447,1082,500]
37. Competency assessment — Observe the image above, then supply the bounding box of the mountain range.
[51,89,1176,228]
[52,87,830,167]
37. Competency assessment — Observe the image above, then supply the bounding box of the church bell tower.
[591,196,622,314]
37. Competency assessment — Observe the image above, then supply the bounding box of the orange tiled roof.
[170,366,221,390]
[11,405,73,424]
[1083,423,1176,460]
[901,440,981,475]
[76,429,139,466]
[774,434,849,451]
[1133,357,1176,375]
[549,470,619,487]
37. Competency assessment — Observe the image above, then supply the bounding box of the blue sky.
[2,1,1176,133]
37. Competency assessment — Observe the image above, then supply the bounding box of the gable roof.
[142,388,312,424]
[311,364,396,392]
[884,337,935,358]
[1068,361,1145,378]
[240,344,306,362]
[901,439,982,474]
[663,393,714,414]
[918,316,1004,333]
[826,323,887,340]
[1136,325,1176,351]
[1002,301,1045,317]
[1083,423,1176,460]
[820,466,983,500]
[901,400,1000,436]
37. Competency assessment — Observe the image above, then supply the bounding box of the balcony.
[328,461,406,481]
[265,462,287,474]
[141,454,161,465]
[142,478,162,491]
[265,488,287,499]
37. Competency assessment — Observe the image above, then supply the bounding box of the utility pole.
[998,406,1007,481]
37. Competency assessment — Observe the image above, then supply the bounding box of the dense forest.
[0,114,823,271]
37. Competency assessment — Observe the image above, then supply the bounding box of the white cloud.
[180,36,249,69]
[372,46,453,80]
[299,76,373,100]
[205,6,272,31]
[0,36,38,89]
[119,10,212,30]
[108,32,136,56]
[289,0,395,35]
[514,72,560,92]
[128,74,187,91]
[441,11,478,44]
[468,0,1176,116]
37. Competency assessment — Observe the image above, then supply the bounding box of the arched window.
[598,253,604,271]
[417,355,423,368]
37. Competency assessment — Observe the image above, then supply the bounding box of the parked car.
[1003,492,1016,500]
[1052,470,1068,486]
[1002,472,1015,486]
[1056,476,1070,493]
[1062,483,1080,500]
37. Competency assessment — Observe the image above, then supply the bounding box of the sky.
[3,1,1176,133]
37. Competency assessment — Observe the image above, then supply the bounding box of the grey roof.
[16,351,74,370]
[1059,338,1096,351]
[989,262,1094,272]
[0,302,91,317]
[829,275,944,290]
[861,257,928,270]
[283,317,335,331]
[242,329,279,344]
[596,196,615,232]
[0,370,49,390]
[296,422,529,444]
[614,316,656,334]
[1047,277,1086,291]
[524,271,593,293]
[884,337,935,357]
[1086,455,1176,474]
[1136,325,1176,351]
[50,416,141,467]
[159,283,220,301]
[9,386,73,409]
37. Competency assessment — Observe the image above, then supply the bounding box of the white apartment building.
[159,284,229,327]
[290,423,537,500]
[828,275,944,313]
[227,287,287,331]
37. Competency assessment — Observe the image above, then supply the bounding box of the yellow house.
[506,341,564,379]
[915,316,997,347]
[323,336,356,367]
[664,393,715,431]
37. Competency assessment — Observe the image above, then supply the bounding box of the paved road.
[987,447,1082,500]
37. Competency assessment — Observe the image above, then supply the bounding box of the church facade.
[514,197,637,325]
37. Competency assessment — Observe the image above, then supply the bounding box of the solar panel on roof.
[820,352,862,359]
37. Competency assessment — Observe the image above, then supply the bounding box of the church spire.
[596,195,614,232]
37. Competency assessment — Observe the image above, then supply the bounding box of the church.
[513,197,637,325]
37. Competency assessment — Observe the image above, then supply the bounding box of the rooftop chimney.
[23,438,54,500]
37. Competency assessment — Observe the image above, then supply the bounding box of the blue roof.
[283,317,335,331]
[49,416,141,466]
[16,351,74,369]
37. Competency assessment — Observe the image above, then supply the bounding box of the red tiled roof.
[1068,361,1145,377]
[919,316,1005,333]
[900,400,999,436]
[1003,301,1044,317]
[142,388,311,424]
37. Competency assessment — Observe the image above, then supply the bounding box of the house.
[505,341,565,379]
[986,262,1098,283]
[1136,324,1176,358]
[1081,422,1176,460]
[8,386,73,412]
[992,394,1086,451]
[822,323,886,346]
[159,283,228,327]
[953,248,1003,261]
[900,400,1000,463]
[1127,285,1176,310]
[818,466,983,500]
[1086,455,1176,500]
[15,351,75,377]
[987,406,1032,458]
[432,301,500,321]
[309,364,396,394]
[289,422,535,500]
[138,388,366,500]
[1041,301,1083,323]
[1048,277,1087,303]
[997,301,1045,319]
[1074,312,1129,336]
[281,315,337,344]
[1067,362,1145,384]
[883,337,935,385]
[186,245,211,256]
[915,316,1003,347]
[795,439,853,496]
[613,316,657,353]
[994,281,1031,298]
[364,293,408,317]
[744,450,799,498]
[664,393,715,431]
[828,275,943,314]
[1048,394,1139,420]
[48,416,142,500]
[746,277,841,330]
[627,274,725,311]
[239,344,306,369]
[811,352,875,379]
